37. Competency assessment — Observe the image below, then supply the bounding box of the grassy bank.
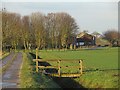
[1,52,10,60]
[75,70,119,88]
[19,52,60,88]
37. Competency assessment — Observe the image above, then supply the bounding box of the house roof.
[76,32,95,42]
[76,32,94,39]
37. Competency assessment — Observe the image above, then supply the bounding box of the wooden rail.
[38,66,58,69]
[33,48,83,77]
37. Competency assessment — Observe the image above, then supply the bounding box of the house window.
[80,42,84,45]
[76,43,79,46]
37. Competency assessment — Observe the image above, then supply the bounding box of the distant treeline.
[1,10,119,51]
[2,10,78,50]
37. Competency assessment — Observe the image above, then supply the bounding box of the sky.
[1,0,118,34]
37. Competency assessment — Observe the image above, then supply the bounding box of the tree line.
[2,10,78,51]
[1,10,119,51]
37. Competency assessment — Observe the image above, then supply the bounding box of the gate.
[33,48,83,77]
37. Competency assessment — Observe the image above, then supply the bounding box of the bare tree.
[10,13,21,51]
[2,11,79,51]
[2,11,21,51]
[30,12,45,49]
[47,13,59,50]
[103,29,119,46]
[21,16,30,51]
[2,11,9,49]
[57,12,78,50]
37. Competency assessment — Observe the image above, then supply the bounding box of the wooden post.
[74,45,76,50]
[58,60,61,77]
[10,48,11,52]
[36,48,38,72]
[79,60,83,75]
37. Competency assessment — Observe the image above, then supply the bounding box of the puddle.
[3,74,11,79]
[0,82,17,87]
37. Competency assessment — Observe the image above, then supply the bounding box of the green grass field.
[38,47,118,70]
[34,47,119,88]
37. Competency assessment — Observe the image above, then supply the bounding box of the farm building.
[76,32,96,47]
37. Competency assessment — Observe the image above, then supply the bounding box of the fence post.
[36,48,38,72]
[79,60,83,75]
[58,60,61,77]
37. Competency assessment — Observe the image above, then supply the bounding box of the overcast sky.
[1,1,118,34]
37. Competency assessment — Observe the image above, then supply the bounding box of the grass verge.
[1,52,10,60]
[19,52,60,88]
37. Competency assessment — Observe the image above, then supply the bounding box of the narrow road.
[1,52,22,88]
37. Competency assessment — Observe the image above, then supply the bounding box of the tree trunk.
[74,45,76,50]
[15,45,16,52]
[26,41,29,49]
[110,41,113,47]
[23,40,27,51]
[58,45,60,51]
[13,41,16,52]
[66,44,68,50]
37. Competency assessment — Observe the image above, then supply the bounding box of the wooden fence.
[33,48,83,77]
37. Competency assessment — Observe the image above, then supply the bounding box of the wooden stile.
[79,60,83,74]
[58,60,61,77]
[36,48,38,72]
[33,49,83,77]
